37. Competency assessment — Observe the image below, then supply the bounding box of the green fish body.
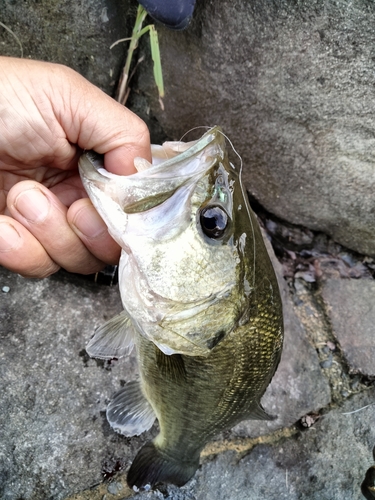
[79,127,283,489]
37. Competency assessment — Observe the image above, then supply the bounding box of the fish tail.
[127,441,199,489]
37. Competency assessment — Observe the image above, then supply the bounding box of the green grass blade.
[149,25,165,99]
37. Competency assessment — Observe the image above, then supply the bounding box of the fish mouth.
[78,126,227,248]
[78,126,226,215]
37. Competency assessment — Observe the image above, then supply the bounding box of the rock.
[117,388,375,500]
[135,0,375,256]
[0,267,146,500]
[321,279,375,377]
[106,480,123,495]
[0,0,132,94]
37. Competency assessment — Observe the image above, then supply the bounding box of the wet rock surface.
[134,0,375,256]
[321,279,375,377]
[0,269,140,500]
[1,0,132,93]
[1,220,375,500]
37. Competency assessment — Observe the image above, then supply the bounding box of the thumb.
[103,122,151,175]
[53,65,152,175]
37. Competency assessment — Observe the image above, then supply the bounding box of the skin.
[0,56,151,278]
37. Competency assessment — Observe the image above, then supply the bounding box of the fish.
[79,126,283,489]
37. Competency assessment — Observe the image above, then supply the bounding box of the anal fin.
[106,380,156,437]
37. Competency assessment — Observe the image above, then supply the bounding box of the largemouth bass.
[79,126,283,489]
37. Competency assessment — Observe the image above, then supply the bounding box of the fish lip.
[78,126,226,218]
[78,126,224,182]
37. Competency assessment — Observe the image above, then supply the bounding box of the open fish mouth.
[79,126,227,216]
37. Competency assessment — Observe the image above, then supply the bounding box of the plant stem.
[116,5,148,105]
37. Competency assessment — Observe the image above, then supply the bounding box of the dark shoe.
[138,0,196,30]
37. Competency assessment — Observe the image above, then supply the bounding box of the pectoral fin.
[107,380,156,437]
[86,311,135,359]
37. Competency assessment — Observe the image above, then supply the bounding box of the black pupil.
[200,206,228,238]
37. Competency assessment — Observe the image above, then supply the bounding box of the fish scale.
[79,126,283,489]
[136,307,281,458]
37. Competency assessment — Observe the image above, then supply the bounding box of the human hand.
[0,57,151,278]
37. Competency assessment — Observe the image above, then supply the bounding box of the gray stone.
[135,0,375,256]
[0,0,132,94]
[321,278,375,376]
[131,388,375,500]
[107,480,123,494]
[0,267,145,500]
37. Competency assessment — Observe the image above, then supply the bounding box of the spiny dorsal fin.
[86,310,135,359]
[106,380,156,437]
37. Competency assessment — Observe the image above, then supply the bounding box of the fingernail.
[14,188,50,223]
[72,204,107,239]
[0,222,22,252]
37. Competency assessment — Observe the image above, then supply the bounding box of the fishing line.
[156,127,210,161]
[177,126,257,287]
[215,129,257,289]
[179,125,212,142]
[342,403,375,415]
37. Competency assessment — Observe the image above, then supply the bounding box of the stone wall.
[134,0,375,256]
[1,0,133,93]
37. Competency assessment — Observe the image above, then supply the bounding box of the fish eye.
[200,206,228,239]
